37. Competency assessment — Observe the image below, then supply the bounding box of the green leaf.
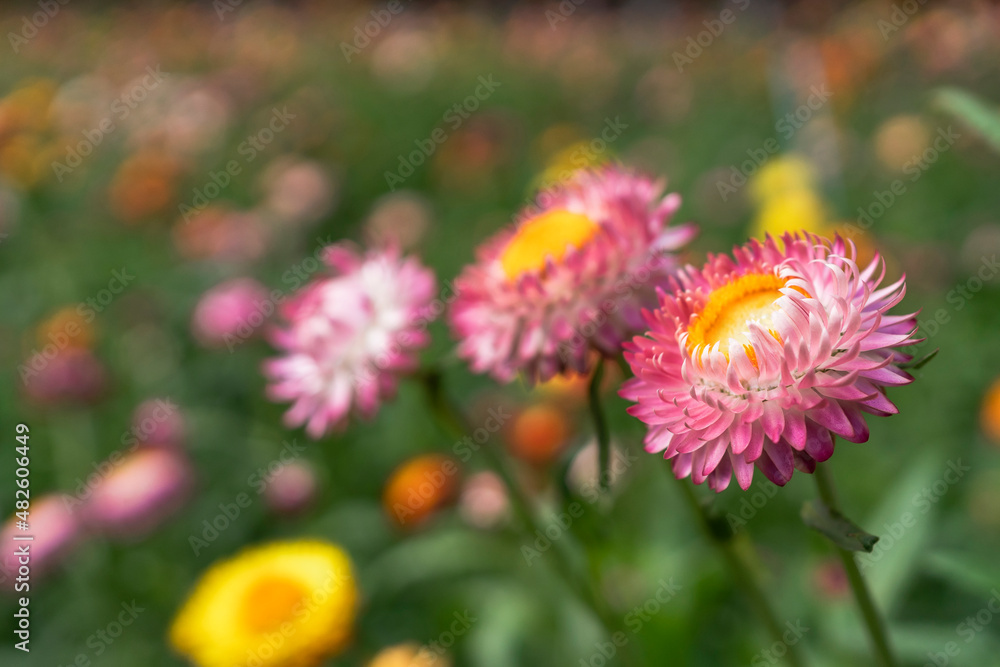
[933,87,1000,153]
[801,500,880,552]
[902,347,939,370]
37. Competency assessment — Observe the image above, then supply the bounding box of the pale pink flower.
[191,278,270,348]
[80,448,193,539]
[264,244,437,438]
[1,495,80,588]
[130,398,185,447]
[263,462,317,516]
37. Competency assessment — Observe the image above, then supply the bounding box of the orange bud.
[383,455,459,528]
[508,404,570,465]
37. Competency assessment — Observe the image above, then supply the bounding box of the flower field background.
[2,2,1000,666]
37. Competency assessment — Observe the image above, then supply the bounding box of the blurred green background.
[1,1,1000,666]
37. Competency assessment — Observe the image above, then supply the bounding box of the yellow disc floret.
[687,273,789,361]
[500,208,599,279]
[169,540,358,667]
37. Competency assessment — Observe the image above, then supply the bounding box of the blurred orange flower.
[36,306,95,352]
[383,454,459,528]
[507,403,571,465]
[980,377,1000,443]
[109,151,180,222]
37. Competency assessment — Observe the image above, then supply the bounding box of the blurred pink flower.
[264,243,437,438]
[130,398,185,447]
[449,166,696,384]
[173,206,269,263]
[566,439,630,497]
[263,461,317,516]
[22,348,107,406]
[1,495,81,589]
[80,448,193,540]
[458,471,509,529]
[191,277,270,348]
[621,234,920,492]
[364,191,432,250]
[260,157,336,227]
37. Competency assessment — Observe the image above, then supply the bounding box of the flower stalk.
[814,464,897,667]
[419,368,637,666]
[671,474,807,667]
[588,362,612,493]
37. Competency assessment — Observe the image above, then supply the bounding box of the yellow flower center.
[687,273,792,363]
[499,208,599,279]
[240,575,309,634]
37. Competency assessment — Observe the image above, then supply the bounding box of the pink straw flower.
[621,233,920,492]
[191,277,270,348]
[80,448,193,539]
[1,495,80,588]
[449,166,696,384]
[264,243,437,438]
[263,461,317,516]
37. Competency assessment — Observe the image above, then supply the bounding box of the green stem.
[588,362,611,494]
[814,465,896,667]
[419,369,637,666]
[671,474,807,667]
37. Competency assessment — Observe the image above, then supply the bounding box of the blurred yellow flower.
[170,540,358,667]
[0,78,57,134]
[749,155,831,239]
[36,307,95,351]
[532,121,612,193]
[368,642,450,667]
[751,188,829,239]
[749,154,817,203]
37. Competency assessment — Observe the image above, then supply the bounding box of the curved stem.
[419,369,637,666]
[588,362,611,494]
[814,465,896,667]
[671,474,807,667]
